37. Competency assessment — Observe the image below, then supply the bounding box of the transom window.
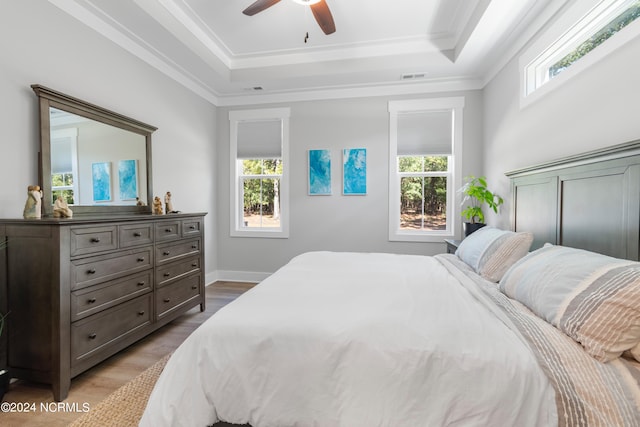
[524,0,640,100]
[548,0,640,80]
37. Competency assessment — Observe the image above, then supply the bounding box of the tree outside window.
[399,156,448,231]
[51,172,75,204]
[549,1,640,78]
[241,159,282,228]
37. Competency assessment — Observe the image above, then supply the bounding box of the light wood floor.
[1,281,254,427]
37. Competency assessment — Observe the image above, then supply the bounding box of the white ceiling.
[49,0,565,106]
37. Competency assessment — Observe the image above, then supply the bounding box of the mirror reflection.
[49,107,148,207]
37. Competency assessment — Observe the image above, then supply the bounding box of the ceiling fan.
[243,0,336,35]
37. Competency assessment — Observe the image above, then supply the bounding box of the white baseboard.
[205,270,271,285]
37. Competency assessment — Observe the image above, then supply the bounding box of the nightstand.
[444,239,462,254]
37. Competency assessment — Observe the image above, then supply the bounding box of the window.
[51,172,75,205]
[523,0,640,101]
[398,156,448,231]
[388,98,464,242]
[229,108,290,238]
[549,1,640,78]
[50,128,78,205]
[241,158,282,228]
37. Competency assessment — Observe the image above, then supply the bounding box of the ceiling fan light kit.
[243,0,336,35]
[291,0,322,5]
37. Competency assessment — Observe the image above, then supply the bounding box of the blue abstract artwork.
[343,148,367,195]
[92,162,111,202]
[118,159,138,200]
[308,149,331,195]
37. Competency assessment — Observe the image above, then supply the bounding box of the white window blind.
[397,110,452,156]
[237,120,282,159]
[51,138,73,173]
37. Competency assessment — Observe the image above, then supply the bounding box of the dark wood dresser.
[0,212,206,401]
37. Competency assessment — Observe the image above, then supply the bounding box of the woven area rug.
[69,353,171,427]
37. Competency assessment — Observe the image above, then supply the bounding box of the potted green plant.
[459,175,504,237]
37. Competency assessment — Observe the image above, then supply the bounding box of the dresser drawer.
[155,255,200,288]
[71,294,152,363]
[182,218,202,237]
[156,274,201,320]
[119,223,154,248]
[156,238,200,265]
[70,226,117,256]
[155,220,181,242]
[71,271,153,321]
[71,247,153,290]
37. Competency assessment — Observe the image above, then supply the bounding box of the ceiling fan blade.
[310,0,336,35]
[242,0,281,16]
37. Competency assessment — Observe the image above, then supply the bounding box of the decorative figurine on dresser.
[0,84,207,402]
[22,185,42,219]
[53,195,73,218]
[165,191,173,213]
[153,196,164,214]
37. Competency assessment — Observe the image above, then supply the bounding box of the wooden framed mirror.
[32,85,156,216]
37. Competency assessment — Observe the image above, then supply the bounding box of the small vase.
[463,222,486,237]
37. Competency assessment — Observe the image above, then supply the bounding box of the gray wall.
[0,2,219,280]
[216,92,484,279]
[483,26,640,230]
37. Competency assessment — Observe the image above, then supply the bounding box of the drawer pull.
[163,298,171,303]
[87,269,96,275]
[137,281,145,287]
[191,285,197,290]
[164,273,171,277]
[138,311,145,316]
[191,245,197,249]
[88,333,97,340]
[90,237,101,243]
[163,251,170,256]
[191,263,198,267]
[137,257,145,262]
[189,225,196,230]
[133,232,142,237]
[88,298,97,304]
[165,228,172,233]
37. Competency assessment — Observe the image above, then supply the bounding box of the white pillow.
[455,226,533,282]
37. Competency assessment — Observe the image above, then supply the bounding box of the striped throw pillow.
[500,244,640,362]
[455,226,533,282]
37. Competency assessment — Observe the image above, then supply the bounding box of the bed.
[140,141,640,427]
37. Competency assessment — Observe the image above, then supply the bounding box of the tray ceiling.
[49,0,564,105]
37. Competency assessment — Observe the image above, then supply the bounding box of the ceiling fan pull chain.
[304,31,309,43]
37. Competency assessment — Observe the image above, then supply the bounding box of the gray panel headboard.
[506,140,640,261]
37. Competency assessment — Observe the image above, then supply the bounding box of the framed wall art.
[118,159,138,201]
[308,149,332,195]
[343,148,367,195]
[91,161,111,202]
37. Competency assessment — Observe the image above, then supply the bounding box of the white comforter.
[140,252,556,427]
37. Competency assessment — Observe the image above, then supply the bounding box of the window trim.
[229,108,290,238]
[50,128,79,205]
[388,97,464,242]
[521,0,640,108]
